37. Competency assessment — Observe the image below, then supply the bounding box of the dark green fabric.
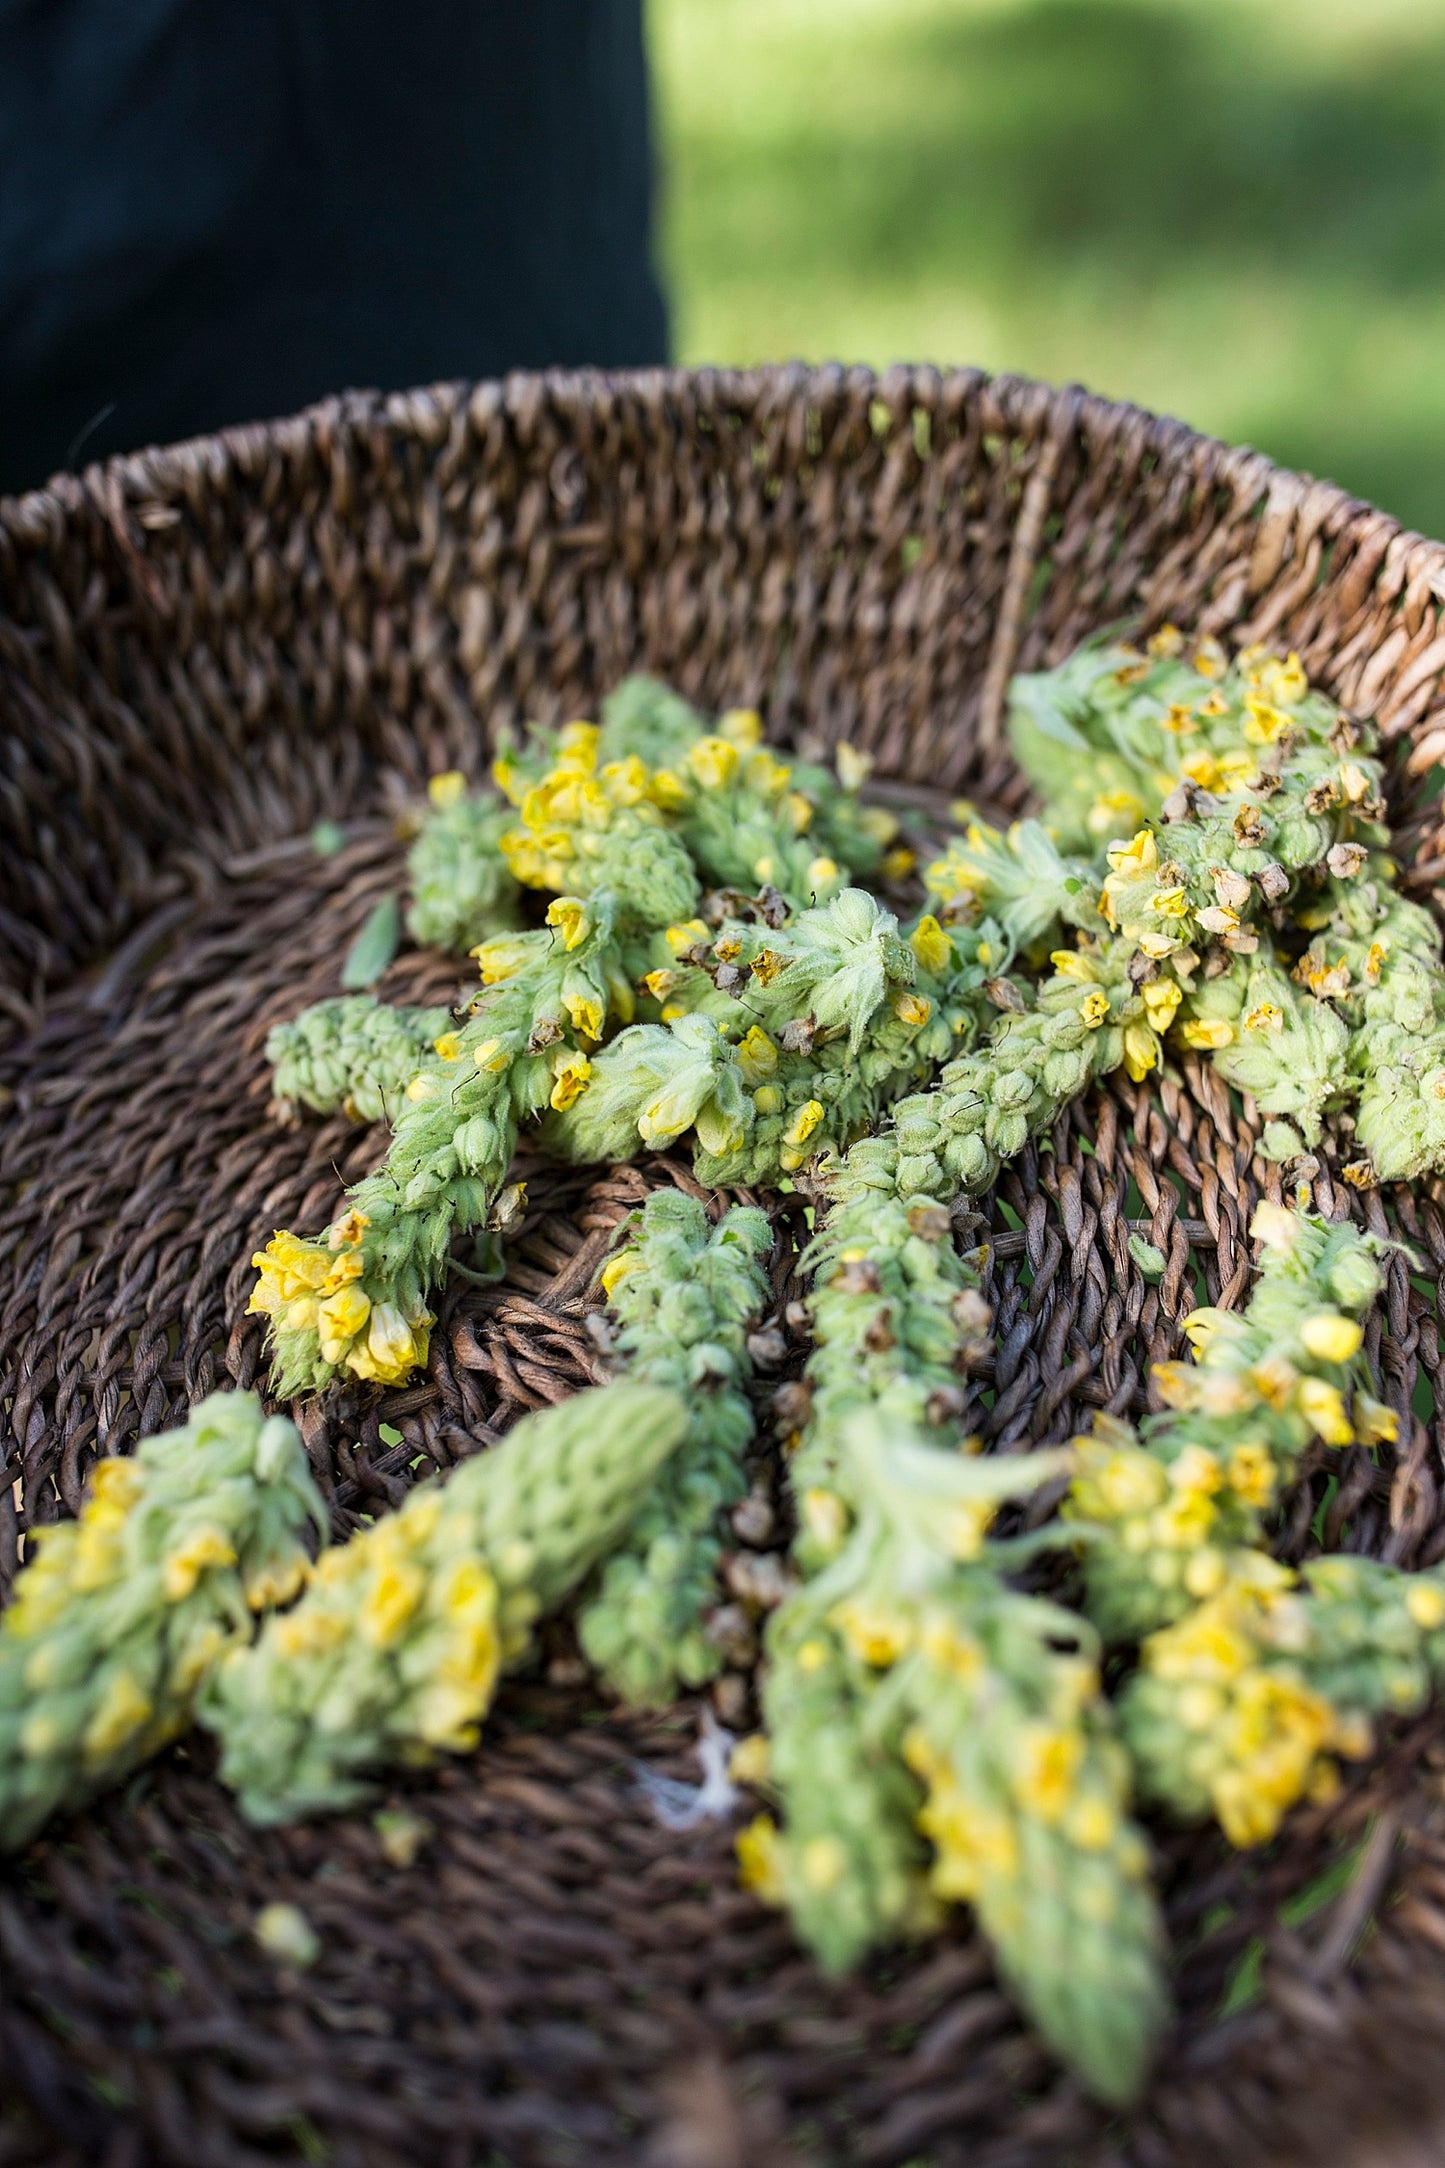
[0,0,668,494]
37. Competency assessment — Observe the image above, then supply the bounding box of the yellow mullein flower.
[82,1672,153,1763]
[1149,887,1189,919]
[1122,1022,1159,1081]
[1107,830,1159,878]
[833,1599,913,1667]
[806,855,840,889]
[1086,788,1148,837]
[749,948,785,985]
[162,1525,238,1603]
[1243,697,1290,744]
[735,1025,779,1084]
[329,1209,371,1251]
[599,755,649,805]
[556,719,599,765]
[753,1084,783,1115]
[549,1053,592,1111]
[909,915,952,975]
[563,991,605,1039]
[1180,1307,1245,1358]
[405,1072,441,1103]
[1011,1724,1083,1823]
[859,805,899,845]
[890,990,932,1028]
[736,1814,785,1903]
[746,750,793,798]
[472,933,534,984]
[1297,1378,1353,1446]
[688,736,740,790]
[1079,990,1110,1028]
[720,707,764,749]
[800,1835,847,1892]
[1299,1314,1364,1364]
[1355,1394,1400,1446]
[647,768,692,811]
[1227,1443,1276,1509]
[881,847,917,880]
[1050,949,1097,982]
[801,1488,848,1551]
[1169,1445,1223,1497]
[432,1031,463,1062]
[546,896,591,950]
[1142,980,1182,1031]
[728,1733,771,1787]
[785,790,814,833]
[1250,1201,1299,1254]
[664,918,709,956]
[1406,1582,1445,1631]
[784,1101,825,1149]
[472,1037,509,1072]
[427,770,466,809]
[835,742,872,790]
[317,1285,372,1364]
[1178,1017,1234,1050]
[1147,624,1184,657]
[599,1247,644,1300]
[917,1613,984,1682]
[1180,750,1223,792]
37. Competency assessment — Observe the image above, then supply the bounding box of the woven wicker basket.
[4,365,1445,2168]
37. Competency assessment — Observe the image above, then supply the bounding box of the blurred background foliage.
[650,0,1445,538]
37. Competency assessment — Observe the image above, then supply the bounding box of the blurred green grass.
[650,0,1445,538]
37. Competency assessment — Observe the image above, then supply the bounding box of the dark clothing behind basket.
[0,0,669,495]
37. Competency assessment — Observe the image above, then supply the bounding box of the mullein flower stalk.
[1007,630,1383,857]
[576,1190,773,1704]
[0,1393,325,1848]
[495,680,891,910]
[1067,1203,1395,1644]
[740,1134,1167,2104]
[882,934,1157,1201]
[747,1412,1168,2106]
[253,887,668,1394]
[1120,1551,1445,1850]
[267,995,455,1126]
[203,1383,687,1822]
[405,770,522,952]
[545,894,1020,1189]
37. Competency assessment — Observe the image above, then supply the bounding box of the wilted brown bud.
[772,1380,813,1430]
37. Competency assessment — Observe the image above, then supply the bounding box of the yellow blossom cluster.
[249,1212,432,1387]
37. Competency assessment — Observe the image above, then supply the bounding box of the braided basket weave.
[4,365,1445,2168]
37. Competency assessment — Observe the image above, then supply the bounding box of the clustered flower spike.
[267,995,456,1126]
[737,1134,1170,2103]
[576,1190,774,1705]
[0,1393,325,1849]
[1066,1203,1396,1644]
[405,770,523,952]
[202,1383,687,1822]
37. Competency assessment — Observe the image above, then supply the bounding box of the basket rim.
[3,359,1443,585]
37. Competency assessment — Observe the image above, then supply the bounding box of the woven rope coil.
[4,366,1445,2165]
